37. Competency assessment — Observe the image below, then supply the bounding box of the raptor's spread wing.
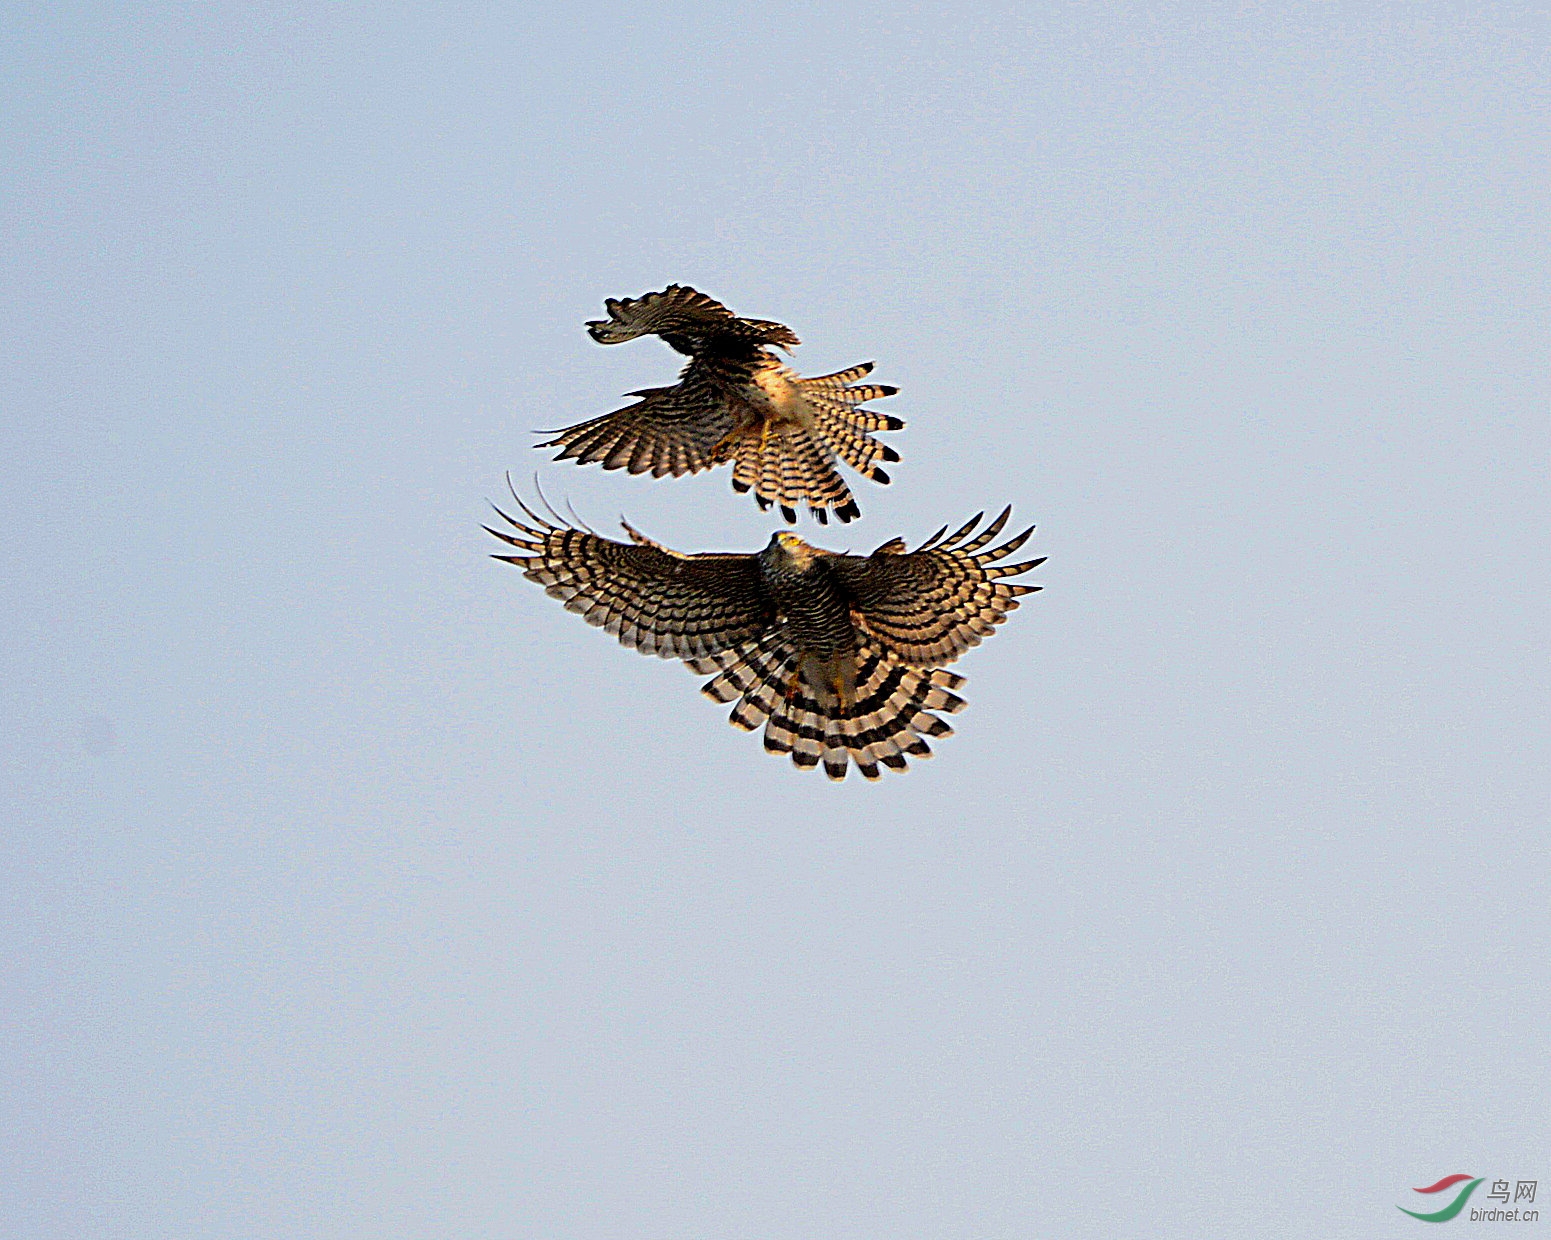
[537,372,736,478]
[828,509,1045,665]
[486,496,774,662]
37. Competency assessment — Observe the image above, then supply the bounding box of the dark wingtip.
[882,415,904,430]
[813,507,829,525]
[876,385,899,397]
[880,445,900,463]
[871,467,891,485]
[780,504,798,523]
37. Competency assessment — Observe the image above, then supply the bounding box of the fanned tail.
[722,359,901,524]
[798,362,903,430]
[696,638,966,781]
[727,425,860,525]
[798,362,900,407]
[798,360,902,494]
[809,405,899,484]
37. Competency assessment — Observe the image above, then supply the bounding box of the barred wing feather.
[485,499,773,661]
[832,508,1045,665]
[537,377,733,479]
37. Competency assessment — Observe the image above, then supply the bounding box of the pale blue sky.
[4,4,1548,1237]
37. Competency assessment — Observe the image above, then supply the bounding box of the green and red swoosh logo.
[1398,1175,1484,1222]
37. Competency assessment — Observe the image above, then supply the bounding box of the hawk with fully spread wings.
[538,285,902,524]
[486,493,1043,780]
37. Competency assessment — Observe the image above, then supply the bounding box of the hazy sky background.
[4,4,1548,1237]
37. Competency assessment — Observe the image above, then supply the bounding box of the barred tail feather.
[811,406,899,483]
[825,707,861,781]
[727,424,860,525]
[698,640,967,780]
[797,362,900,409]
[770,694,827,771]
[806,403,905,437]
[797,362,903,432]
[798,362,879,389]
[804,391,904,432]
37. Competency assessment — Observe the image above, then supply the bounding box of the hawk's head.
[763,530,823,572]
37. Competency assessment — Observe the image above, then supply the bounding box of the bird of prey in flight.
[487,491,1043,780]
[539,285,902,524]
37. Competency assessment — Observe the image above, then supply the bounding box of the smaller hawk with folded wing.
[539,285,903,524]
[487,492,1043,780]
